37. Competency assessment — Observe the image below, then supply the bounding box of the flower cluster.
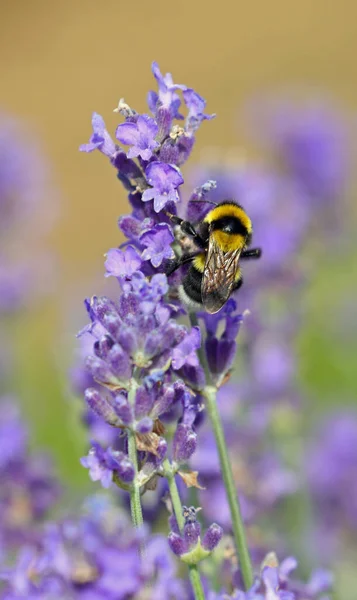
[168,506,223,565]
[1,496,189,599]
[210,553,332,600]
[0,399,61,551]
[75,62,347,599]
[79,67,223,581]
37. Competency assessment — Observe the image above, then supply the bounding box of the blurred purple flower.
[211,553,332,599]
[307,411,357,551]
[0,400,61,550]
[1,499,188,599]
[249,99,349,202]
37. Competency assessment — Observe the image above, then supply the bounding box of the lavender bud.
[201,523,223,552]
[84,388,121,427]
[86,355,119,386]
[184,521,201,548]
[151,384,175,419]
[93,335,115,359]
[156,105,173,140]
[117,326,138,355]
[107,448,135,484]
[134,385,155,419]
[168,532,188,557]
[107,344,131,381]
[205,338,236,376]
[112,392,133,426]
[173,424,197,463]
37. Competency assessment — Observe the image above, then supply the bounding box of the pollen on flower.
[113,97,136,117]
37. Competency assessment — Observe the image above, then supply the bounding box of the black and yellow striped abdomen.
[181,251,242,308]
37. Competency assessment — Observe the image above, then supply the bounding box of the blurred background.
[1,1,357,597]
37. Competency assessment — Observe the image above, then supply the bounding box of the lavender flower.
[148,61,186,119]
[143,161,184,212]
[168,506,223,565]
[80,442,135,488]
[140,223,175,267]
[198,299,244,382]
[183,88,215,133]
[77,62,340,598]
[0,399,61,550]
[211,553,332,599]
[105,245,142,278]
[79,112,116,157]
[116,114,159,160]
[1,497,188,599]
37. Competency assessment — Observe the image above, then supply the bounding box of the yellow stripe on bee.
[193,253,206,273]
[212,231,245,252]
[234,266,242,282]
[204,203,252,234]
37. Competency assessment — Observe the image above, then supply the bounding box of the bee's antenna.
[189,199,218,207]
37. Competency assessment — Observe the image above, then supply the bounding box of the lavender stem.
[163,458,205,600]
[126,381,144,537]
[204,385,253,590]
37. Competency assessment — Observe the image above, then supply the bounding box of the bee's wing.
[201,238,242,314]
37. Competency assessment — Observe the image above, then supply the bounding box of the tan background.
[1,0,356,289]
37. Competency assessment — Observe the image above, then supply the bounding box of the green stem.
[204,385,253,590]
[163,459,206,600]
[127,428,144,529]
[125,380,145,552]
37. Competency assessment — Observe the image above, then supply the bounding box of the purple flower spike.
[202,523,223,552]
[79,112,116,157]
[173,424,197,463]
[140,223,175,268]
[143,161,184,213]
[105,246,142,279]
[116,114,159,161]
[183,89,215,133]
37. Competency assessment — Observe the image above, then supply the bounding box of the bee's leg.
[164,252,198,276]
[233,277,243,291]
[241,248,262,260]
[166,214,207,249]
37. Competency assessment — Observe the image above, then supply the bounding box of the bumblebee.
[166,201,261,314]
